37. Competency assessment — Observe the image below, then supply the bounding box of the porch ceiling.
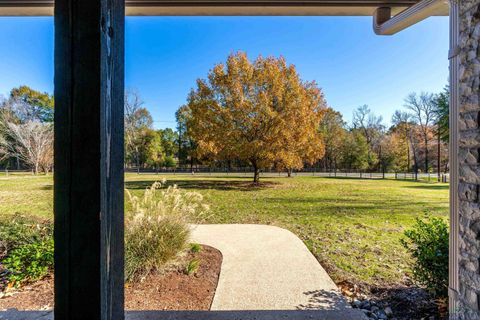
[0,0,448,16]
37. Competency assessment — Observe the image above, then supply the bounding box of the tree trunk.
[407,140,410,172]
[252,162,260,183]
[437,130,441,182]
[412,150,419,180]
[135,146,140,174]
[424,137,429,173]
[178,138,182,166]
[287,168,292,177]
[135,145,139,167]
[254,168,260,183]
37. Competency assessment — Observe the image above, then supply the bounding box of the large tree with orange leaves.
[184,52,326,182]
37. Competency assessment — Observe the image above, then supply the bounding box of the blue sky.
[0,16,448,129]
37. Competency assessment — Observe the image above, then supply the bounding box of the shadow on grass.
[401,185,449,190]
[262,196,448,214]
[322,176,386,181]
[322,176,449,185]
[124,179,279,192]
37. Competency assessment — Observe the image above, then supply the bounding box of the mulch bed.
[339,280,448,320]
[369,284,448,320]
[0,245,222,311]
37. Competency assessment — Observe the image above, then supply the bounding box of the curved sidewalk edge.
[190,224,366,319]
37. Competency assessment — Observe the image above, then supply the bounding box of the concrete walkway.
[190,224,365,318]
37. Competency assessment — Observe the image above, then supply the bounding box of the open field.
[0,173,448,288]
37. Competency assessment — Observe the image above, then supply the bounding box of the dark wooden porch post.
[54,0,125,319]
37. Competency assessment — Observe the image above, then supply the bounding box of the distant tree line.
[0,54,449,182]
[124,89,178,171]
[319,88,449,179]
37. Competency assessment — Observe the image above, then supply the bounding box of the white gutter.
[373,0,448,35]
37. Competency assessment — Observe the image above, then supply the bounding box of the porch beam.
[54,0,125,319]
[0,0,440,16]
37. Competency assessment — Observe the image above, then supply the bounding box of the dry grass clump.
[124,180,209,282]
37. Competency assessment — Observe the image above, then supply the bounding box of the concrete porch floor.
[0,310,367,320]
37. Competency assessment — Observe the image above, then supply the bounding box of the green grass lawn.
[0,173,448,288]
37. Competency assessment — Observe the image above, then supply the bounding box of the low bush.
[2,239,54,286]
[0,214,52,259]
[124,180,210,282]
[185,259,200,276]
[401,216,449,298]
[163,156,176,168]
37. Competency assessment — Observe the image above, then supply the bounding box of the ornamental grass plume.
[124,180,209,282]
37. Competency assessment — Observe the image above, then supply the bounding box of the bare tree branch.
[0,121,53,174]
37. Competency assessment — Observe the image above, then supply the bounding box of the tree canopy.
[184,52,326,182]
[8,86,54,123]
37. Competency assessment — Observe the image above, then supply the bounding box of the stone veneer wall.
[458,0,480,318]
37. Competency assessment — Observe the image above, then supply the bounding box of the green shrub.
[124,181,210,282]
[0,214,52,259]
[2,239,54,286]
[190,243,202,253]
[185,259,200,276]
[163,156,176,168]
[401,217,449,298]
